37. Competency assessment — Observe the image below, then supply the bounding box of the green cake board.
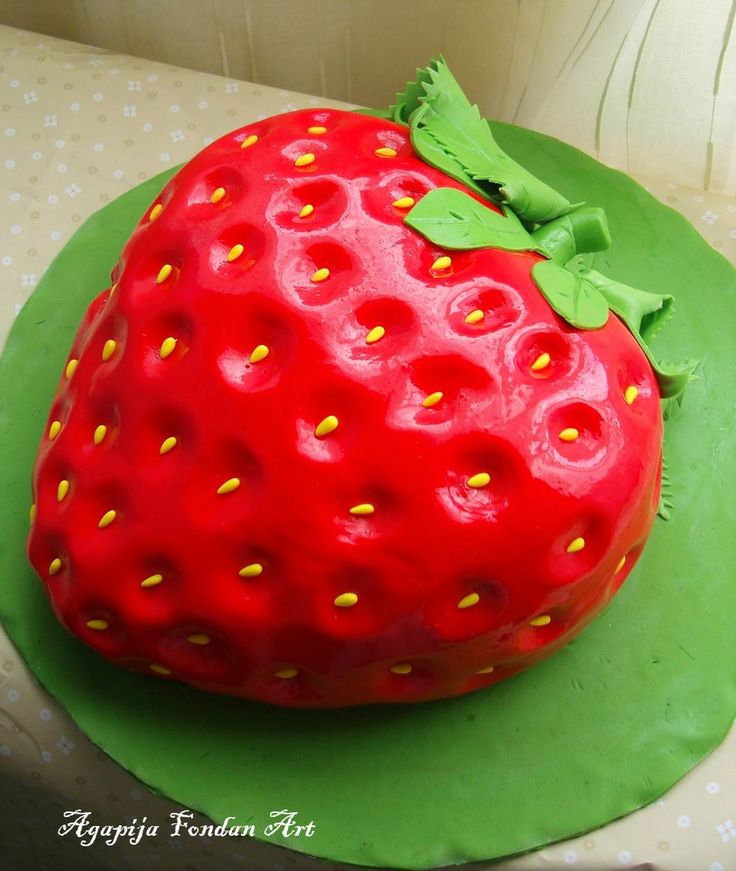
[1,120,735,870]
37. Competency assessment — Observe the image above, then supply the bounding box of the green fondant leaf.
[410,121,489,199]
[657,454,673,521]
[389,63,436,124]
[411,60,573,222]
[662,384,694,420]
[586,270,697,400]
[531,260,609,330]
[649,358,699,403]
[404,188,536,251]
[585,270,673,342]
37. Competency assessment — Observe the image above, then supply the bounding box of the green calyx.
[367,57,696,402]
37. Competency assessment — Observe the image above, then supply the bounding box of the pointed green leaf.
[410,118,491,200]
[532,260,609,329]
[585,270,674,343]
[639,354,697,402]
[389,62,437,124]
[657,493,672,521]
[586,270,696,400]
[657,455,673,521]
[411,60,573,222]
[404,188,536,251]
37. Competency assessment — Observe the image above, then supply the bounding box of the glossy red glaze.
[27,109,663,707]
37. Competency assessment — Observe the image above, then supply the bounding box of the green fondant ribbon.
[363,57,697,403]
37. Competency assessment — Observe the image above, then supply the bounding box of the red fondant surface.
[27,109,662,706]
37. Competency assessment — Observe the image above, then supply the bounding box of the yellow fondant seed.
[559,427,580,443]
[48,557,61,576]
[365,325,385,344]
[431,255,452,273]
[87,619,109,631]
[141,574,163,588]
[149,203,163,221]
[298,203,314,218]
[49,420,62,441]
[531,352,551,372]
[458,592,480,609]
[308,125,327,134]
[566,536,586,554]
[160,436,177,455]
[275,667,298,679]
[476,664,495,675]
[57,479,70,502]
[249,344,270,363]
[156,263,173,284]
[241,133,258,149]
[187,634,210,645]
[391,663,412,675]
[93,424,107,446]
[615,556,627,574]
[315,415,339,438]
[29,503,37,523]
[375,147,397,158]
[150,664,171,675]
[101,339,117,361]
[217,477,241,495]
[349,503,375,516]
[98,509,117,529]
[467,472,491,489]
[210,186,226,204]
[311,267,330,283]
[392,196,415,209]
[422,391,443,408]
[65,358,79,379]
[159,337,177,359]
[625,385,639,405]
[239,563,263,578]
[464,309,485,325]
[334,592,358,608]
[294,152,315,167]
[530,614,552,627]
[227,243,244,262]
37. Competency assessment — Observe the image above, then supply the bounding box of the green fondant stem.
[532,207,611,263]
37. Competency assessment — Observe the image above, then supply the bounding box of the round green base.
[1,121,735,870]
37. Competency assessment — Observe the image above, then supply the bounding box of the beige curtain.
[2,0,734,193]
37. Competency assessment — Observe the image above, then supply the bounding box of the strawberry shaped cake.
[27,60,694,707]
